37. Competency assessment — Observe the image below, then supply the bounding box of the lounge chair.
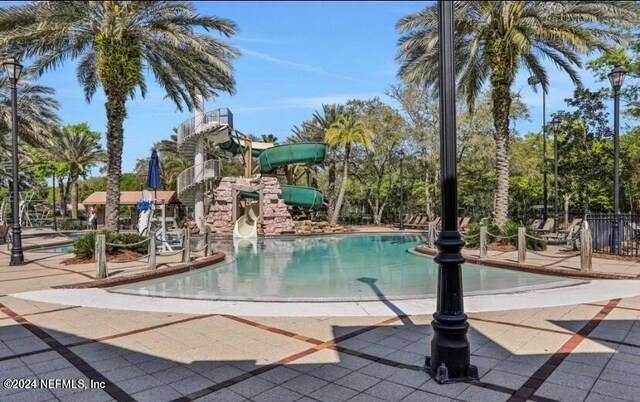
[534,218,555,234]
[407,216,428,228]
[459,217,471,231]
[531,219,543,229]
[406,215,420,226]
[560,218,582,233]
[399,214,415,227]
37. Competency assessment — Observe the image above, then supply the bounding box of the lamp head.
[608,64,627,92]
[2,57,23,82]
[551,116,562,132]
[527,75,541,86]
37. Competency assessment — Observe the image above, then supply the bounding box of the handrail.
[177,158,221,201]
[177,108,233,148]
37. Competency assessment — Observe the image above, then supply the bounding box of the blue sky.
[25,1,612,173]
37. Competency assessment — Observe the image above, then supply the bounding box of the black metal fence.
[586,213,640,256]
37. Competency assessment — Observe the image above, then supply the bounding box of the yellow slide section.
[233,203,260,239]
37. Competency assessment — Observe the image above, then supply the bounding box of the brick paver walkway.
[1,233,639,402]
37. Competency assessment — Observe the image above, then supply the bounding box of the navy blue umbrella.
[147,149,161,199]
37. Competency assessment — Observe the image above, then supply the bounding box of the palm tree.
[260,133,278,144]
[289,104,345,218]
[325,114,374,225]
[51,125,105,219]
[0,72,59,184]
[0,1,238,230]
[397,1,640,227]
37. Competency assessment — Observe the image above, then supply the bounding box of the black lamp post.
[528,75,548,224]
[426,0,477,383]
[551,116,561,236]
[52,167,58,231]
[4,57,24,266]
[399,149,405,231]
[608,64,626,254]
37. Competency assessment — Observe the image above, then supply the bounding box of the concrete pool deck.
[2,231,640,401]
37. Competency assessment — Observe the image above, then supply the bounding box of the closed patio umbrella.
[147,149,161,200]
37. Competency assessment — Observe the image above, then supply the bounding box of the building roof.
[82,191,179,206]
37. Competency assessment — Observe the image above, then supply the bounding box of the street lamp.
[528,75,548,225]
[426,1,477,383]
[398,149,405,231]
[4,57,24,266]
[608,64,626,254]
[551,116,561,236]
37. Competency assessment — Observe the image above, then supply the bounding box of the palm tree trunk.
[65,176,72,217]
[327,152,336,219]
[58,177,66,216]
[331,146,350,225]
[490,65,514,228]
[70,177,78,219]
[104,94,126,231]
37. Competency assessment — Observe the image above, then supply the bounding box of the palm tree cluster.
[0,1,238,230]
[325,114,375,224]
[0,71,59,183]
[397,1,640,227]
[49,125,105,219]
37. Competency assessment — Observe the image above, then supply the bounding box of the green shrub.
[462,220,546,251]
[73,231,148,259]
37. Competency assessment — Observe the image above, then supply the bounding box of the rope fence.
[94,226,213,278]
[485,231,517,240]
[423,224,592,271]
[523,233,549,243]
[105,237,150,248]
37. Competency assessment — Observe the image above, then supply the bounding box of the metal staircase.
[176,108,232,205]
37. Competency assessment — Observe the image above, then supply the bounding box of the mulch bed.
[62,249,145,265]
[487,243,517,252]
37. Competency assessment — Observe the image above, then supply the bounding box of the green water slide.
[241,185,324,210]
[219,139,327,210]
[257,143,326,173]
[218,139,264,158]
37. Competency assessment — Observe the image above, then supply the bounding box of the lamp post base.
[611,216,621,255]
[9,227,24,266]
[425,357,478,384]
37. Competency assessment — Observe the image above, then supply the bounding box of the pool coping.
[53,252,226,289]
[414,245,637,280]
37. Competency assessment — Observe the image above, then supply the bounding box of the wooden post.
[95,234,107,278]
[182,228,191,262]
[580,221,592,271]
[204,225,211,256]
[517,227,526,264]
[428,222,436,248]
[479,226,487,259]
[148,232,156,269]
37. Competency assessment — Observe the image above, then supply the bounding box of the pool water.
[113,234,582,301]
[32,244,75,253]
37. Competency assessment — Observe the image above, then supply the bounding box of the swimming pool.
[113,233,582,301]
[31,243,75,253]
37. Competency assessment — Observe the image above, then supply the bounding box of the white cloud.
[239,47,367,83]
[233,36,280,44]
